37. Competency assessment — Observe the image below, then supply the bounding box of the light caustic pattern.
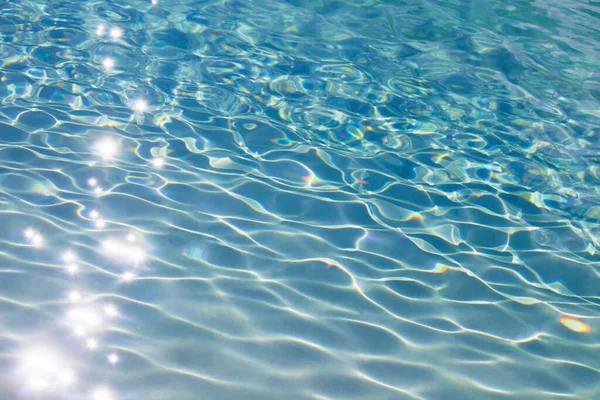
[0,0,599,399]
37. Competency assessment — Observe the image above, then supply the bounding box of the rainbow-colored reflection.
[431,263,452,274]
[559,317,591,333]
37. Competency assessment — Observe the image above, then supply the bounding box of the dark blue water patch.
[0,71,34,96]
[460,224,509,248]
[151,29,199,51]
[0,16,18,34]
[443,207,517,229]
[44,27,89,47]
[380,183,434,209]
[475,167,491,180]
[0,123,28,143]
[519,252,598,297]
[466,194,506,215]
[498,193,545,216]
[57,62,96,82]
[30,45,88,67]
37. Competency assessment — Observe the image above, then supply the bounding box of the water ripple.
[0,0,599,399]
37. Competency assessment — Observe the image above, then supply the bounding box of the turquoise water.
[1,0,600,398]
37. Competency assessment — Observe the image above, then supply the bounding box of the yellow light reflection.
[432,263,452,274]
[407,213,423,222]
[559,317,590,333]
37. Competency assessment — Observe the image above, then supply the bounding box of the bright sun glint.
[86,338,98,350]
[103,239,146,264]
[94,137,119,160]
[103,305,119,318]
[122,271,135,282]
[20,347,77,391]
[132,98,148,113]
[108,353,119,364]
[92,387,114,400]
[62,251,76,263]
[109,27,122,39]
[151,158,165,168]
[68,308,102,328]
[68,290,81,301]
[102,58,115,70]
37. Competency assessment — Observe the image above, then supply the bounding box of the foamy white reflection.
[94,137,119,161]
[102,239,145,264]
[20,347,76,391]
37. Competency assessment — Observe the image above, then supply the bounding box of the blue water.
[1,0,600,399]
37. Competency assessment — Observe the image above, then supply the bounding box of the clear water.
[1,0,599,399]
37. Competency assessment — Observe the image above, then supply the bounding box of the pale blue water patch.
[0,0,599,399]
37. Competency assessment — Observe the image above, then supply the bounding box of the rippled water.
[1,0,600,399]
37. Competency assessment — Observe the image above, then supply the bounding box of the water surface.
[1,0,599,399]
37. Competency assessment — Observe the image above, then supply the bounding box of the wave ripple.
[0,0,599,399]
